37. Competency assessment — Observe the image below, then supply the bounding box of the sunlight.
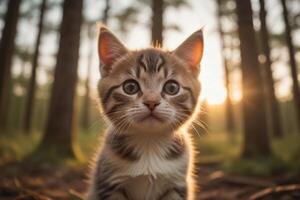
[85,3,244,107]
[201,79,227,105]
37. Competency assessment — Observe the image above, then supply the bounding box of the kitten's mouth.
[139,113,164,122]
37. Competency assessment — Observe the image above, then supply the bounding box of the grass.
[0,128,299,177]
[0,131,41,165]
[0,127,103,165]
[196,131,300,176]
[222,157,295,176]
[273,134,300,161]
[195,132,241,162]
[77,129,103,160]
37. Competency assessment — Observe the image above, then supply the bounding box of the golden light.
[200,75,227,105]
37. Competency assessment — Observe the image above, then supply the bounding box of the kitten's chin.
[130,117,180,134]
[138,113,165,123]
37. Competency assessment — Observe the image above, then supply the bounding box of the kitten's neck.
[106,125,186,161]
[107,124,179,141]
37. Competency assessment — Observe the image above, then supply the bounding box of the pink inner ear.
[190,42,203,67]
[176,40,203,71]
[174,29,204,72]
[98,30,128,70]
[99,34,113,66]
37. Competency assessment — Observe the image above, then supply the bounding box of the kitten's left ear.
[173,29,204,73]
[98,26,128,77]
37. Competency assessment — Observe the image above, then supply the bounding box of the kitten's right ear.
[98,27,128,77]
[173,29,204,73]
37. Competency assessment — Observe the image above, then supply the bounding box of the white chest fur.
[125,149,188,178]
[113,133,189,179]
[121,152,188,200]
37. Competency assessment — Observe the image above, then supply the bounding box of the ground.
[1,161,300,200]
[1,132,300,199]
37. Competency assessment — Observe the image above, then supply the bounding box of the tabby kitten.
[87,27,204,200]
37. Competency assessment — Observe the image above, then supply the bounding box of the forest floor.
[0,161,300,200]
[1,132,300,200]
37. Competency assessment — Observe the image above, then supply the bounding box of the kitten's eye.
[123,79,140,95]
[163,80,180,95]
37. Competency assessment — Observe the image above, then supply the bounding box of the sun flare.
[200,80,227,105]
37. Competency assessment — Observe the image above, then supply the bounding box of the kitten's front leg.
[87,181,128,200]
[87,191,128,200]
[102,190,128,200]
[87,157,128,200]
[159,186,187,200]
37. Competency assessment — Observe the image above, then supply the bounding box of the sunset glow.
[19,0,297,106]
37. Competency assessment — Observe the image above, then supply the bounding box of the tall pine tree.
[41,0,83,157]
[0,0,21,130]
[235,0,271,157]
[23,0,48,133]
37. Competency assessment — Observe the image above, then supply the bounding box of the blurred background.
[0,0,300,199]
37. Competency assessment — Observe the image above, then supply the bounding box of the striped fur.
[87,27,204,200]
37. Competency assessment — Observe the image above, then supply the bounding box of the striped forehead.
[137,50,166,76]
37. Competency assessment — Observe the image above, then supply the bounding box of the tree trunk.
[102,0,110,24]
[280,0,300,130]
[0,0,21,130]
[235,0,271,158]
[41,0,83,157]
[259,0,283,138]
[23,0,47,133]
[151,0,163,46]
[216,0,235,133]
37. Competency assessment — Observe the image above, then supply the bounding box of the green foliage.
[112,0,190,36]
[196,131,300,176]
[223,157,292,177]
[273,134,300,161]
[14,45,33,62]
[77,125,106,161]
[0,131,41,165]
[1,125,299,177]
[195,132,241,163]
[0,125,105,165]
[113,6,140,35]
[164,0,190,9]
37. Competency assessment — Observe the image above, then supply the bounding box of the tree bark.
[151,0,163,46]
[280,0,300,130]
[23,0,47,133]
[0,0,21,130]
[102,0,110,24]
[42,0,83,157]
[259,0,283,138]
[216,0,235,133]
[235,0,271,158]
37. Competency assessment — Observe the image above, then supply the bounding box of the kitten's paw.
[160,188,186,200]
[161,193,185,200]
[108,193,128,200]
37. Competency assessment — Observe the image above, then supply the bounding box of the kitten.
[87,27,204,200]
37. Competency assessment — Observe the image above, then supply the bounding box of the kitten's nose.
[143,100,160,111]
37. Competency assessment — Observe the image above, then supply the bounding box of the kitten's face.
[98,27,203,134]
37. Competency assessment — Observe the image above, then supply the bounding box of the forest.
[0,0,300,199]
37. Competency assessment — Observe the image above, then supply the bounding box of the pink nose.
[143,100,160,111]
